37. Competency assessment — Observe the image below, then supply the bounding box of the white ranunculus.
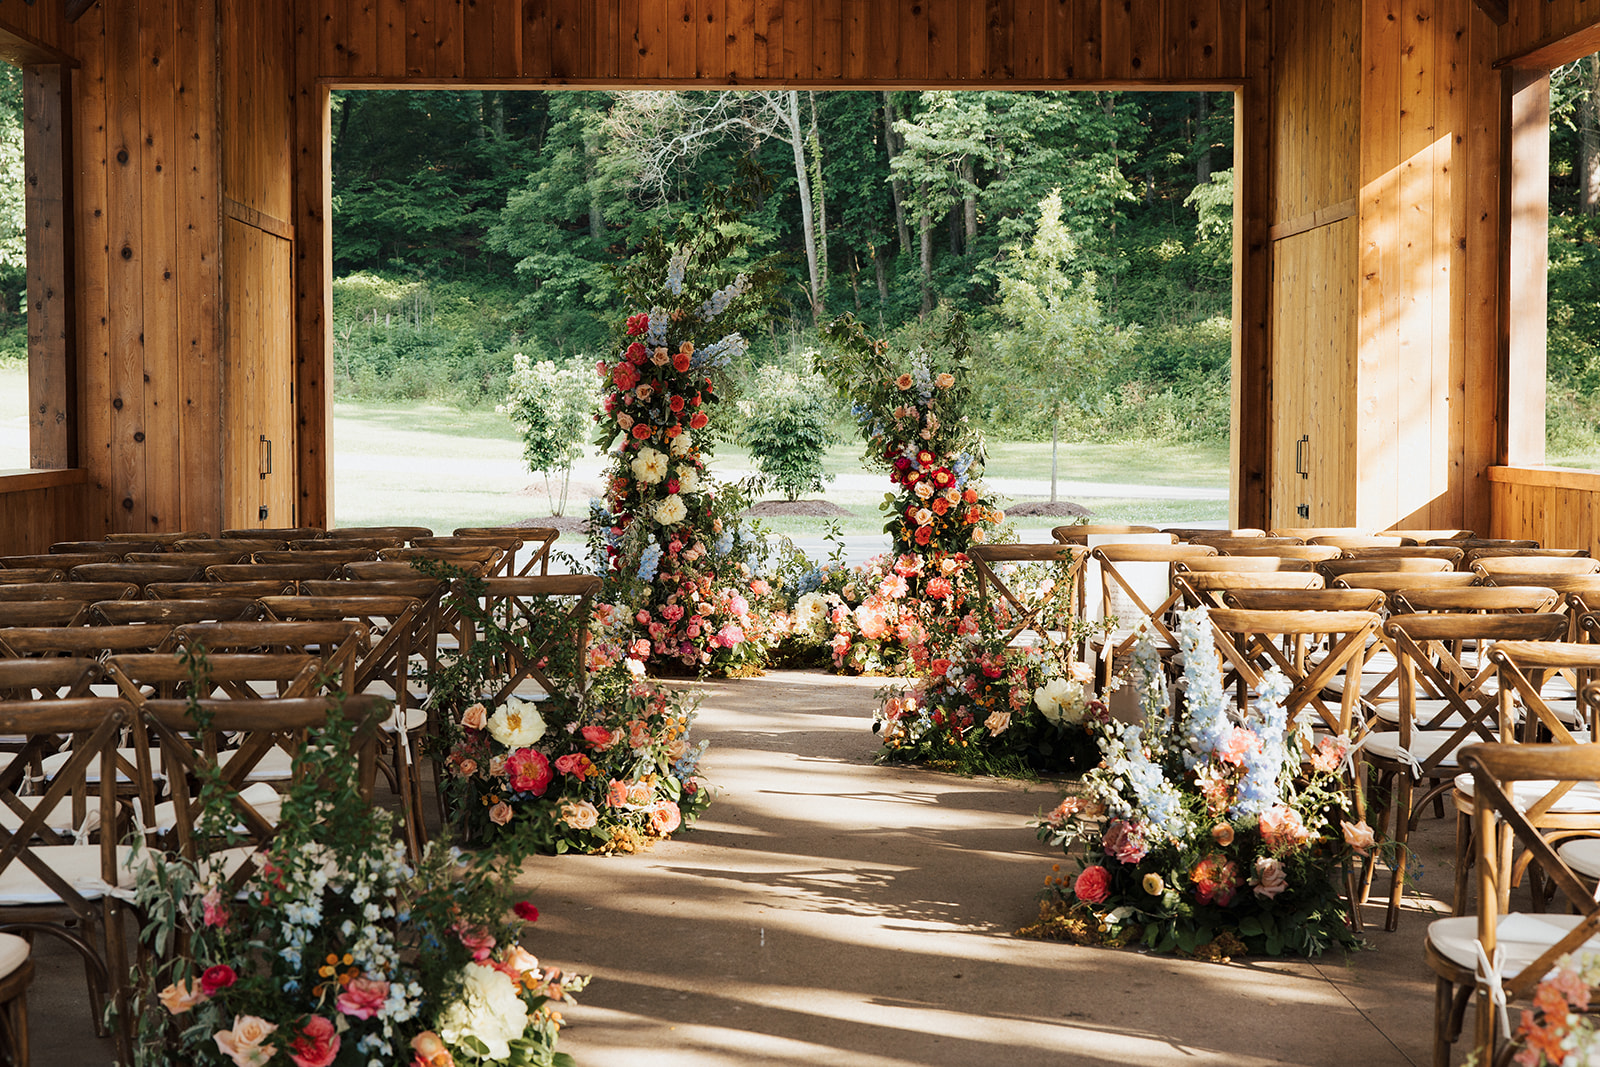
[436,962,530,1061]
[487,701,546,748]
[670,431,693,457]
[676,466,700,493]
[631,446,668,485]
[654,494,688,526]
[1034,677,1087,724]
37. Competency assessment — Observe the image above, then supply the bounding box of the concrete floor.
[37,669,1460,1066]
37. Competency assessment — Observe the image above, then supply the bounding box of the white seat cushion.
[150,782,282,832]
[0,844,139,905]
[1558,838,1600,880]
[1429,912,1600,975]
[219,747,293,782]
[37,748,164,785]
[1363,730,1477,771]
[1453,774,1600,814]
[0,932,29,980]
[0,795,99,836]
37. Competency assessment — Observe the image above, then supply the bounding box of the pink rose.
[1259,805,1312,854]
[287,1014,340,1067]
[461,702,487,730]
[554,752,597,781]
[1253,856,1288,899]
[488,801,513,826]
[581,725,616,750]
[505,748,552,796]
[1073,865,1111,904]
[649,801,682,835]
[452,921,496,961]
[1310,735,1347,774]
[335,976,389,1020]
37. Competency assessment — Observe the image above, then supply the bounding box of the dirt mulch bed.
[745,499,854,518]
[503,514,590,534]
[1006,500,1094,518]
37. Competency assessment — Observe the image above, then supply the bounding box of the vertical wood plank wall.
[1267,0,1358,531]
[5,0,1600,550]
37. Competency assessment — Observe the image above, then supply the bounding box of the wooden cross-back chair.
[1364,612,1569,931]
[171,620,366,693]
[0,658,102,702]
[327,526,433,542]
[459,576,603,706]
[204,561,345,586]
[289,538,396,554]
[0,698,143,1054]
[1,553,116,572]
[255,548,377,566]
[1205,608,1382,740]
[1436,538,1538,550]
[69,561,208,588]
[140,695,386,886]
[1192,535,1307,552]
[378,545,503,576]
[1387,586,1561,618]
[0,623,177,660]
[1162,526,1265,541]
[456,526,560,576]
[1219,588,1381,613]
[103,531,205,546]
[967,544,1086,658]
[1387,528,1474,543]
[1308,535,1416,550]
[172,538,286,558]
[49,542,153,558]
[220,526,324,541]
[0,602,90,628]
[89,598,260,627]
[1473,555,1600,581]
[1087,542,1217,686]
[1465,547,1588,569]
[1427,743,1600,1067]
[1051,524,1166,544]
[1173,555,1314,573]
[121,551,237,568]
[1320,558,1454,585]
[1267,526,1374,539]
[1338,545,1466,566]
[414,534,523,578]
[103,652,325,705]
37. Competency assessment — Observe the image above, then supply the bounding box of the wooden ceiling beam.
[1471,0,1509,26]
[65,0,97,24]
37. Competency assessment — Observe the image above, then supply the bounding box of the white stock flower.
[436,962,531,1061]
[486,702,546,748]
[631,446,668,485]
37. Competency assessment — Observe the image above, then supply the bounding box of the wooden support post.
[1503,69,1548,466]
[23,64,73,472]
[1231,4,1272,531]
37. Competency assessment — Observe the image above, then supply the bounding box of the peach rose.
[649,801,682,835]
[1211,822,1235,847]
[214,1016,277,1067]
[559,800,599,830]
[488,801,513,826]
[411,1031,454,1067]
[461,702,487,730]
[1342,819,1375,856]
[158,978,207,1014]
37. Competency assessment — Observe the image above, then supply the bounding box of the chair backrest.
[1460,742,1600,1059]
[104,531,206,545]
[326,526,433,542]
[0,601,90,627]
[1192,534,1309,550]
[121,551,238,567]
[0,624,178,658]
[220,527,325,541]
[454,526,558,576]
[105,652,325,702]
[967,544,1086,650]
[1332,571,1480,593]
[146,580,296,600]
[1268,526,1374,539]
[1466,547,1587,566]
[1307,534,1417,549]
[0,582,139,603]
[69,562,208,586]
[1388,586,1560,615]
[1473,555,1600,577]
[1220,587,1382,612]
[89,599,261,626]
[1387,528,1474,542]
[1177,572,1323,609]
[465,576,604,703]
[1174,555,1313,573]
[1336,545,1465,565]
[0,567,65,584]
[1488,639,1600,744]
[1051,524,1165,544]
[50,541,152,557]
[1217,543,1342,562]
[1320,557,1453,581]
[0,657,103,700]
[257,596,428,708]
[1443,538,1540,551]
[204,561,344,584]
[1206,608,1383,733]
[289,538,396,552]
[377,545,502,575]
[1,553,117,571]
[172,538,287,557]
[255,548,377,566]
[171,620,366,686]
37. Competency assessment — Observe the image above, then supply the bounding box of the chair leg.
[1386,773,1415,932]
[1454,808,1473,915]
[1434,976,1458,1067]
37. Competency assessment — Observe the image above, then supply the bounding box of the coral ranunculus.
[1073,865,1111,904]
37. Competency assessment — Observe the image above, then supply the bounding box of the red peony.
[626,312,650,336]
[1073,865,1111,904]
[287,1015,340,1067]
[505,748,552,796]
[613,362,640,391]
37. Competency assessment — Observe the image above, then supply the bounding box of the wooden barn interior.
[0,0,1596,555]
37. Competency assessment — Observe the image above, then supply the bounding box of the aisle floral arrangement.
[425,572,713,857]
[1028,608,1367,957]
[1508,951,1600,1065]
[588,194,778,677]
[128,692,589,1067]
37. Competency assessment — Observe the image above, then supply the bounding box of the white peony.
[436,962,530,1061]
[794,592,826,634]
[487,701,546,748]
[654,494,688,526]
[676,466,700,493]
[631,447,668,485]
[1034,677,1087,725]
[670,431,693,457]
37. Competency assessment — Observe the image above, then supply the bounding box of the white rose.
[654,494,688,526]
[437,962,530,1061]
[631,446,668,485]
[487,701,546,748]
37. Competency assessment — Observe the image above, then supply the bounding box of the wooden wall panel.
[0,470,87,556]
[1488,468,1600,556]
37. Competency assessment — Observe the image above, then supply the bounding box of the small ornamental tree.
[499,352,599,516]
[743,369,836,501]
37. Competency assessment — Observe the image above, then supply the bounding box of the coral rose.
[1190,853,1243,907]
[1259,805,1312,854]
[287,1015,340,1067]
[581,725,616,750]
[505,748,552,796]
[412,1031,454,1067]
[605,779,630,807]
[649,801,682,835]
[1073,865,1111,904]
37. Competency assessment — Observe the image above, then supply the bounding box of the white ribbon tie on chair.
[1473,938,1511,1039]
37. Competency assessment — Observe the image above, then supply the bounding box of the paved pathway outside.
[526,671,1451,1067]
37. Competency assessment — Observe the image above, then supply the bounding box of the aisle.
[522,671,1441,1067]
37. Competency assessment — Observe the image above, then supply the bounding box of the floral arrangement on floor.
[819,312,1003,559]
[1027,608,1368,957]
[588,192,779,677]
[779,552,930,676]
[1508,951,1600,1065]
[425,574,714,856]
[128,691,589,1067]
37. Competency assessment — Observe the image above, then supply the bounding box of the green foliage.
[499,352,598,515]
[741,366,837,500]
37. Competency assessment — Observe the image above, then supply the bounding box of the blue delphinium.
[1232,667,1292,817]
[698,274,748,319]
[1174,607,1234,768]
[665,252,688,295]
[646,307,668,346]
[637,542,663,582]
